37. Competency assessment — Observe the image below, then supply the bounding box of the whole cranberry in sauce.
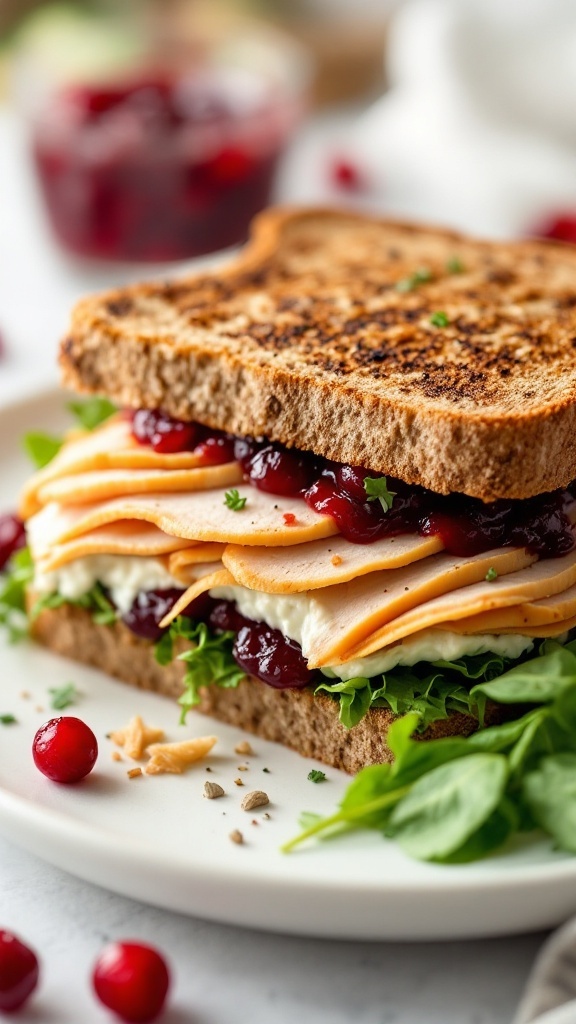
[233,623,313,689]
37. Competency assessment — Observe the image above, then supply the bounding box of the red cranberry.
[535,213,576,244]
[0,514,26,571]
[0,930,39,1012]
[194,432,236,465]
[131,409,198,454]
[92,941,170,1023]
[245,444,318,496]
[234,437,263,469]
[330,157,364,191]
[233,623,313,689]
[32,717,98,784]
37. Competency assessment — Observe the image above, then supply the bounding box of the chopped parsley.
[224,489,247,511]
[446,256,465,274]
[485,567,498,582]
[49,683,79,710]
[396,267,432,292]
[0,714,17,725]
[430,311,450,328]
[307,769,327,783]
[363,476,396,513]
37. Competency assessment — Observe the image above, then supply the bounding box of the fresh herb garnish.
[23,432,63,469]
[285,639,576,863]
[0,714,17,725]
[430,311,450,328]
[363,476,396,513]
[308,770,327,783]
[49,683,79,710]
[446,257,465,274]
[30,582,117,627]
[0,547,34,641]
[224,489,247,512]
[396,267,432,292]
[154,616,245,723]
[67,397,117,431]
[485,567,498,582]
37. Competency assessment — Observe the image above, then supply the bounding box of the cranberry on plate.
[32,717,98,784]
[0,514,26,571]
[92,941,171,1023]
[0,930,39,1012]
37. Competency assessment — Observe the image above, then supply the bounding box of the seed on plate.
[229,829,244,845]
[234,740,254,756]
[127,767,142,779]
[241,790,269,811]
[204,781,225,799]
[234,778,244,787]
[237,764,248,771]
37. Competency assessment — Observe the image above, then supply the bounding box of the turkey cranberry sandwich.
[16,207,576,773]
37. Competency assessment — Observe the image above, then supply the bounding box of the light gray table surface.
[0,107,549,1023]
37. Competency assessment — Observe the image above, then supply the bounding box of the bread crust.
[60,206,576,501]
[30,602,482,774]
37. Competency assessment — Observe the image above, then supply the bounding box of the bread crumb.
[20,691,30,700]
[111,751,122,763]
[34,706,44,714]
[110,715,165,760]
[204,781,225,799]
[145,735,217,775]
[234,778,244,787]
[237,764,248,771]
[229,829,244,845]
[263,812,271,820]
[234,740,254,756]
[331,554,343,566]
[127,767,142,779]
[241,790,269,811]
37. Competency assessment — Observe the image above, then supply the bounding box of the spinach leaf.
[523,754,576,853]
[67,397,117,431]
[387,753,508,860]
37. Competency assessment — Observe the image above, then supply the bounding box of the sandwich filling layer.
[17,408,576,729]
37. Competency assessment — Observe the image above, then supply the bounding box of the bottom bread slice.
[31,602,483,774]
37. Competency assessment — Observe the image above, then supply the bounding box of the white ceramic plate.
[1,387,576,941]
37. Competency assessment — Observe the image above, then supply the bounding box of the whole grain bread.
[61,207,576,502]
[31,602,482,774]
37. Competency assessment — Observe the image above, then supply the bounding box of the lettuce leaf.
[154,615,246,723]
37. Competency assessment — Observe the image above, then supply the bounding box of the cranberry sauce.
[121,588,215,641]
[131,409,235,463]
[129,408,576,559]
[121,588,312,690]
[33,72,290,262]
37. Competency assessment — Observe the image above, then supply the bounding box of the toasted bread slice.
[30,601,485,773]
[61,207,576,501]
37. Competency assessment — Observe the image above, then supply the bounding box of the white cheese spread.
[34,554,536,678]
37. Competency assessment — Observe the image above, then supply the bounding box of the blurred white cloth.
[515,919,576,1024]
[353,0,576,236]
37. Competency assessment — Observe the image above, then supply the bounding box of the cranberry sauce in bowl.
[129,408,576,559]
